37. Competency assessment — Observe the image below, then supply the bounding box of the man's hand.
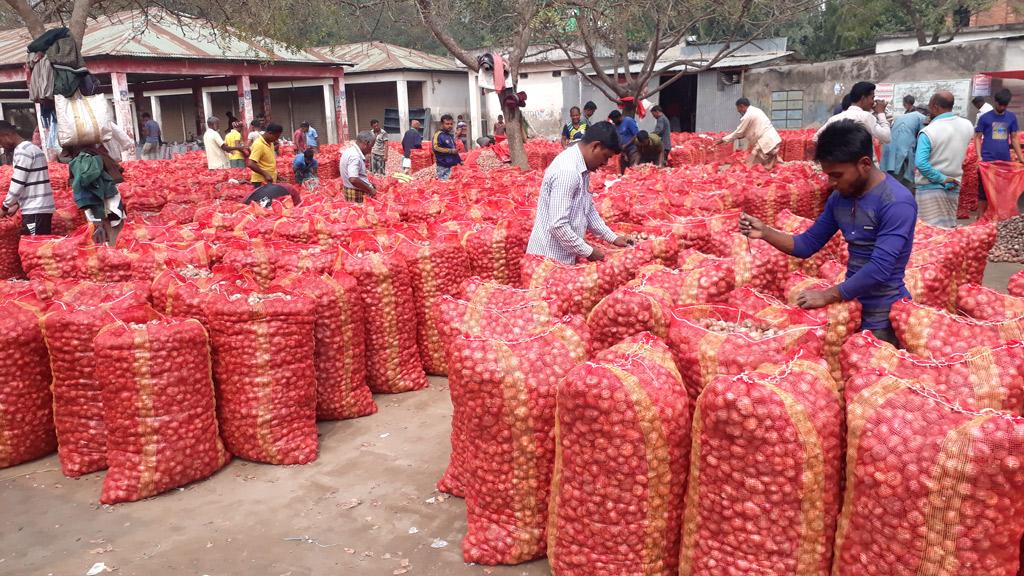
[796,287,841,310]
[943,177,959,189]
[612,235,634,248]
[587,246,606,262]
[739,213,766,239]
[873,100,888,114]
[0,206,9,217]
[713,138,725,146]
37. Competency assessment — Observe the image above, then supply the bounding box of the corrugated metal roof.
[588,51,793,75]
[318,42,462,73]
[0,9,349,67]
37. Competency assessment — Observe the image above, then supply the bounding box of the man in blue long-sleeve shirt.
[740,119,917,345]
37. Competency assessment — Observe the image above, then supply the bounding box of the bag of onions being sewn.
[450,315,589,565]
[834,371,1024,576]
[462,221,529,285]
[840,330,1024,414]
[548,333,690,576]
[95,317,230,503]
[680,357,842,576]
[784,273,862,382]
[520,248,655,317]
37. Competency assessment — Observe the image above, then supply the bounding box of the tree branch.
[4,0,45,38]
[412,0,480,71]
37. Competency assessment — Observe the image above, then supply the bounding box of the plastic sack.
[548,334,690,576]
[0,299,55,469]
[0,216,24,279]
[680,358,842,576]
[207,290,318,465]
[94,318,230,503]
[979,160,1024,221]
[784,273,862,382]
[834,371,1024,576]
[450,316,590,565]
[275,271,375,421]
[42,299,152,477]
[891,298,1024,356]
[342,250,428,394]
[435,287,556,497]
[957,283,1024,322]
[521,248,655,317]
[840,330,1024,414]
[55,94,109,146]
[667,304,826,407]
[1010,270,1024,298]
[462,221,529,285]
[399,237,472,375]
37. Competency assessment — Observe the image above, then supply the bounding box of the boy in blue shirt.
[292,148,318,185]
[975,88,1023,163]
[609,110,640,173]
[740,119,917,346]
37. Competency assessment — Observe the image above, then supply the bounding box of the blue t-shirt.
[144,120,161,144]
[306,127,319,148]
[976,110,1019,162]
[561,122,586,142]
[617,117,639,151]
[791,174,918,330]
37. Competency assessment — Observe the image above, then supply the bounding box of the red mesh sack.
[774,209,847,275]
[398,237,472,375]
[275,272,375,421]
[435,288,556,497]
[207,290,318,464]
[891,298,1024,356]
[341,251,428,394]
[521,248,655,317]
[954,221,996,288]
[462,221,529,285]
[19,233,82,280]
[75,243,135,282]
[784,273,862,382]
[904,242,963,309]
[217,239,287,289]
[979,160,1024,221]
[840,331,1024,414]
[31,278,152,305]
[586,264,734,353]
[1010,270,1024,298]
[727,234,789,298]
[150,268,258,325]
[94,318,230,504]
[129,242,211,282]
[42,299,152,477]
[548,334,691,576]
[0,216,24,279]
[679,358,842,576]
[667,304,826,407]
[834,372,1024,576]
[957,283,1024,322]
[450,316,590,565]
[0,299,55,468]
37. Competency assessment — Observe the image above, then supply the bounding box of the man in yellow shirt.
[247,123,282,186]
[224,121,246,168]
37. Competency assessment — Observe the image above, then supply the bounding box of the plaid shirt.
[4,141,54,215]
[526,145,617,264]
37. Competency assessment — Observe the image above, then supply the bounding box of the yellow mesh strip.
[583,263,601,311]
[547,399,565,569]
[370,254,402,384]
[697,330,728,389]
[415,247,444,370]
[730,239,753,287]
[608,365,672,576]
[325,275,356,399]
[493,223,509,284]
[494,340,543,561]
[529,259,555,289]
[916,415,991,576]
[678,401,704,576]
[833,375,908,572]
[761,380,827,574]
[996,320,1024,342]
[964,347,1003,410]
[252,302,278,462]
[129,327,159,497]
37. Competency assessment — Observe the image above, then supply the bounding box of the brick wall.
[971,0,1024,27]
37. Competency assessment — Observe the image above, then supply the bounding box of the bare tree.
[410,0,546,170]
[545,0,817,112]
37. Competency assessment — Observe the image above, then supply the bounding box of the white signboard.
[890,79,972,117]
[973,73,992,97]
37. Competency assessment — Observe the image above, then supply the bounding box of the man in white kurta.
[718,98,782,169]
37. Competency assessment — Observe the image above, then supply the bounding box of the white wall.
[517,71,566,137]
[421,71,470,125]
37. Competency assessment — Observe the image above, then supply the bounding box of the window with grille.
[771,90,804,129]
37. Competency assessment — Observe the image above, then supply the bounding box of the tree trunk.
[5,0,44,39]
[502,94,529,170]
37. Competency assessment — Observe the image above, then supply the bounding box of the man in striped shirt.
[0,121,54,235]
[527,121,632,263]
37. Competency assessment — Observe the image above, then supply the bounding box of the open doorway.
[658,74,697,132]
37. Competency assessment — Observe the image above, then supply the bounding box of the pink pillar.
[236,75,253,139]
[110,72,137,161]
[333,75,348,144]
[258,81,272,122]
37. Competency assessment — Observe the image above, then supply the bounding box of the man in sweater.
[740,120,916,346]
[915,91,974,228]
[0,121,54,235]
[432,114,462,180]
[401,119,424,174]
[717,98,782,169]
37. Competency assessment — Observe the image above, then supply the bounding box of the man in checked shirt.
[526,121,633,263]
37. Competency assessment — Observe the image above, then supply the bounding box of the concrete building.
[0,9,352,157]
[317,42,470,135]
[745,33,1024,129]
[483,39,794,138]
